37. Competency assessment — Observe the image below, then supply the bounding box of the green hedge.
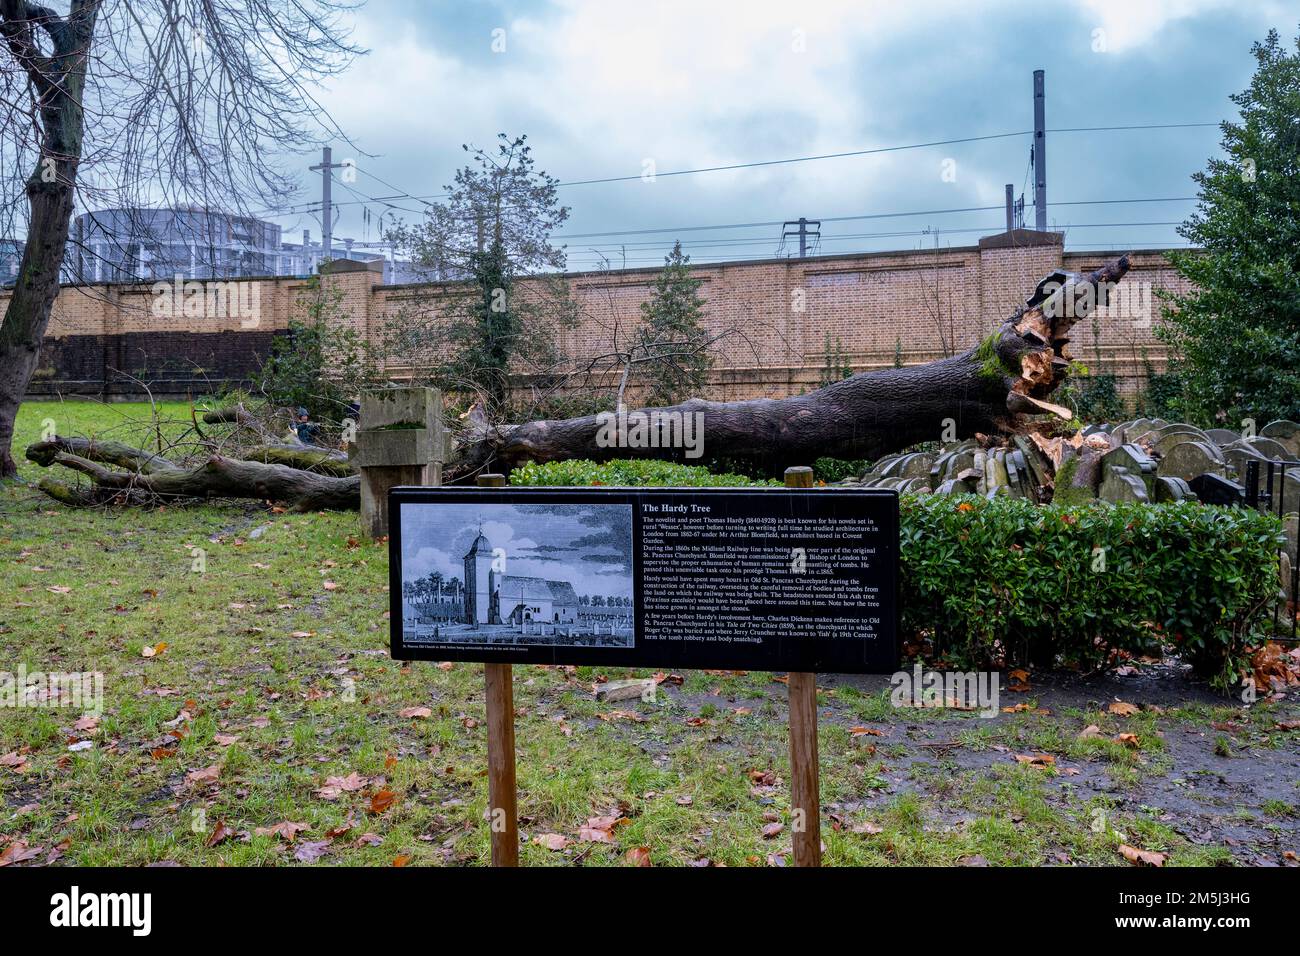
[902,496,1282,688]
[509,459,778,488]
[508,460,1283,688]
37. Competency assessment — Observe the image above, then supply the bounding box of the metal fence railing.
[1243,458,1299,643]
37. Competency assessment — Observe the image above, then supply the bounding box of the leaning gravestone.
[1206,428,1242,449]
[1153,475,1192,502]
[1158,440,1225,481]
[1261,420,1300,457]
[1099,466,1149,504]
[1244,436,1297,462]
[1102,443,1156,493]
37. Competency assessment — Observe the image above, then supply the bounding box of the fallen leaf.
[316,772,367,800]
[533,833,569,851]
[185,765,221,787]
[369,790,397,814]
[761,822,785,839]
[1117,733,1140,748]
[72,715,99,732]
[213,734,240,747]
[141,641,168,658]
[253,821,309,842]
[294,840,330,863]
[1108,701,1140,717]
[1078,724,1104,739]
[204,820,234,847]
[0,841,42,866]
[625,846,652,867]
[399,706,432,720]
[392,855,411,867]
[1119,844,1166,867]
[849,726,884,737]
[1013,753,1056,767]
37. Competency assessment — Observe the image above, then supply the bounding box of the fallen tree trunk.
[25,437,359,510]
[455,256,1131,475]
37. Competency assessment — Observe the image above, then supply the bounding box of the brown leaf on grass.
[625,846,652,867]
[253,821,310,842]
[675,795,694,806]
[1276,720,1300,731]
[1007,668,1031,692]
[141,641,168,658]
[684,716,709,727]
[0,752,30,773]
[748,769,777,786]
[398,706,432,720]
[1078,724,1104,739]
[185,765,221,787]
[0,841,43,866]
[204,820,235,847]
[46,585,72,594]
[851,821,883,835]
[369,790,397,814]
[849,726,884,737]
[354,833,383,847]
[1119,844,1166,867]
[533,833,569,851]
[213,734,240,747]
[435,661,454,671]
[323,581,339,591]
[595,710,645,723]
[761,822,785,839]
[1117,733,1140,748]
[1108,701,1140,716]
[72,715,99,732]
[392,855,411,867]
[578,814,623,843]
[1013,753,1056,767]
[294,840,331,863]
[315,772,367,800]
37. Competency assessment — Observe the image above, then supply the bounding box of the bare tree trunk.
[455,257,1131,475]
[26,436,359,510]
[0,0,97,477]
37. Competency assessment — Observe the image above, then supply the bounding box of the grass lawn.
[2,399,1297,866]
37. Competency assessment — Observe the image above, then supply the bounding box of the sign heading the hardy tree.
[388,486,898,673]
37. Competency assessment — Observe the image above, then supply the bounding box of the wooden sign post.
[476,473,519,867]
[783,466,822,867]
[390,478,895,869]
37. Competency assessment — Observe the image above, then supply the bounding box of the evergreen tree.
[1158,28,1300,425]
[635,242,712,406]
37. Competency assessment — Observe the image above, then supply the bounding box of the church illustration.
[462,530,580,626]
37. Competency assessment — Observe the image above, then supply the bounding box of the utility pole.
[1033,70,1047,231]
[781,217,821,258]
[1005,184,1015,233]
[309,146,347,265]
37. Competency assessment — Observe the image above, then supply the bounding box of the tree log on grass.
[25,437,359,511]
[453,256,1132,475]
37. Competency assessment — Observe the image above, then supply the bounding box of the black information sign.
[388,486,898,673]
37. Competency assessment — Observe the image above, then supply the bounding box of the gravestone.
[1206,428,1241,448]
[1102,443,1156,493]
[1188,473,1245,507]
[1153,475,1192,502]
[1158,440,1225,481]
[1099,466,1149,504]
[355,386,446,539]
[1244,436,1296,462]
[1261,420,1300,457]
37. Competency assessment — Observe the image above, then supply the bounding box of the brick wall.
[5,233,1191,402]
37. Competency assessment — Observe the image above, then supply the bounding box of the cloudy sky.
[272,0,1295,270]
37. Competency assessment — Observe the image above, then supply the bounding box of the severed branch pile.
[23,257,1130,509]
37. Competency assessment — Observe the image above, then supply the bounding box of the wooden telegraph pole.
[476,473,519,866]
[783,465,822,867]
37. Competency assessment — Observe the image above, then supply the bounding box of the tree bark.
[455,256,1131,475]
[0,1,98,477]
[26,436,359,510]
